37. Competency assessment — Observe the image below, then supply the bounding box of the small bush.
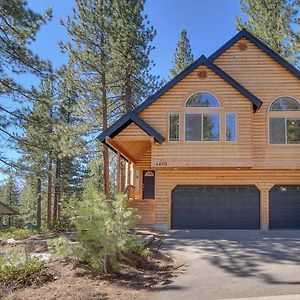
[0,247,48,288]
[47,218,74,232]
[48,190,140,273]
[47,237,76,261]
[0,228,36,240]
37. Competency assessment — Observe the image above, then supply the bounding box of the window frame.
[168,112,180,142]
[184,112,220,142]
[185,91,220,108]
[268,116,300,145]
[269,96,300,112]
[225,112,237,142]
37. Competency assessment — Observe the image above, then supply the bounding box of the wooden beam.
[105,137,136,163]
[114,135,151,142]
[117,151,121,193]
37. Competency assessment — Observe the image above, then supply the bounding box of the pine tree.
[0,175,19,225]
[16,76,56,229]
[170,30,194,78]
[18,178,36,225]
[53,63,86,219]
[61,0,115,199]
[236,0,300,66]
[0,175,19,208]
[0,0,52,168]
[110,0,160,112]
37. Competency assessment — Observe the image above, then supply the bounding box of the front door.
[142,170,155,199]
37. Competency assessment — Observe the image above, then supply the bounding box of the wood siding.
[128,199,155,228]
[140,65,254,168]
[215,39,300,168]
[109,38,300,229]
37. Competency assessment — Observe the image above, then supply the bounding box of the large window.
[269,97,300,144]
[169,113,180,141]
[185,113,220,141]
[185,92,220,141]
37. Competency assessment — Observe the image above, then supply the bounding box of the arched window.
[269,96,300,144]
[186,92,219,107]
[184,92,220,141]
[269,96,300,111]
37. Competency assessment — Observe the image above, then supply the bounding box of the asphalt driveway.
[155,230,300,300]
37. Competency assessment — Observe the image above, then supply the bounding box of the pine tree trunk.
[124,70,132,112]
[53,158,61,221]
[100,0,110,200]
[47,153,52,225]
[36,177,42,230]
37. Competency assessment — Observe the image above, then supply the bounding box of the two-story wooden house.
[98,29,300,231]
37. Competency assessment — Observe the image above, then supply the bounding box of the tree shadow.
[163,230,300,285]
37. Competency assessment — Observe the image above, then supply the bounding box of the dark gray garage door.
[269,185,300,229]
[171,185,260,229]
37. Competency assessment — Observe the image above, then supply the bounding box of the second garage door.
[171,185,260,229]
[269,185,300,229]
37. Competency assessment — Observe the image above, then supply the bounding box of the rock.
[5,238,17,244]
[31,252,52,261]
[140,235,154,247]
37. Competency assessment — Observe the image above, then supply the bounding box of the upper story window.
[269,97,300,111]
[226,113,237,142]
[168,113,180,141]
[185,92,220,141]
[186,92,219,107]
[269,96,300,144]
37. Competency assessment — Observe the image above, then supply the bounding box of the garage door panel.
[171,185,260,229]
[270,185,300,229]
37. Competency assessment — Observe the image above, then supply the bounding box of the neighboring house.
[0,201,18,229]
[98,29,300,231]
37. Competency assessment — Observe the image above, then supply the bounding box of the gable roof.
[209,28,300,79]
[98,29,300,145]
[0,201,18,215]
[97,111,165,144]
[134,54,262,113]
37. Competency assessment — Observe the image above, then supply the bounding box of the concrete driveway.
[155,230,300,300]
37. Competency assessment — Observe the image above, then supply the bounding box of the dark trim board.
[97,111,165,144]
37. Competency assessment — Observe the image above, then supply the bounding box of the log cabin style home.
[98,29,300,231]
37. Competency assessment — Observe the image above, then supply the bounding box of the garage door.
[269,185,300,229]
[171,185,260,229]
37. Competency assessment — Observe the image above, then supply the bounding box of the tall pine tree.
[236,0,300,66]
[0,0,52,168]
[170,29,194,78]
[110,0,159,113]
[61,0,114,199]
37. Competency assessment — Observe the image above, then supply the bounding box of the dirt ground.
[0,229,183,300]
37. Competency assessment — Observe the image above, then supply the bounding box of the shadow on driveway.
[163,230,300,286]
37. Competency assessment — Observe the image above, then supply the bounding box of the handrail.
[124,185,135,200]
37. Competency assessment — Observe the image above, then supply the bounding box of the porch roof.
[97,111,165,145]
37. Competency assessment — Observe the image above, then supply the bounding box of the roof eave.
[96,112,164,145]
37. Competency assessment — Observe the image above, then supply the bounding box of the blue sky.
[1,0,244,181]
[27,0,244,79]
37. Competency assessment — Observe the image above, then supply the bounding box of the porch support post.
[116,151,121,193]
[127,161,131,186]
